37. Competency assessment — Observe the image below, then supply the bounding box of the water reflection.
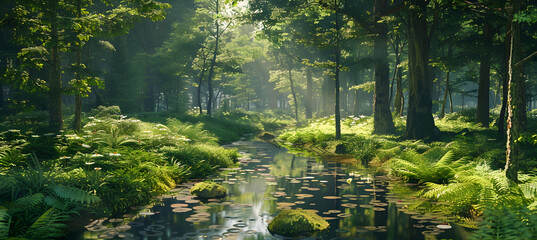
[79,140,470,240]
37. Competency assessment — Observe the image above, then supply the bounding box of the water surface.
[80,140,470,240]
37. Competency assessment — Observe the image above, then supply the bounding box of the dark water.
[79,140,471,240]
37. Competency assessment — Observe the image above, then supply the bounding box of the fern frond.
[14,193,45,209]
[51,185,100,205]
[26,207,67,239]
[435,151,457,167]
[0,209,10,238]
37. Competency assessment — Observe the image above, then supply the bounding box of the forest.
[1,0,537,239]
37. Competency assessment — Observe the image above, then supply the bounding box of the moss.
[268,209,329,236]
[190,181,226,198]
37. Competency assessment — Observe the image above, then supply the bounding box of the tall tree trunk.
[506,0,526,183]
[206,0,220,116]
[73,0,82,132]
[404,0,437,140]
[48,0,62,132]
[197,62,206,114]
[334,0,341,140]
[394,67,404,116]
[306,67,313,119]
[499,16,512,136]
[440,71,450,118]
[477,20,493,127]
[373,0,395,134]
[288,61,299,122]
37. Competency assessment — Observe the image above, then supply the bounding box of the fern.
[51,185,100,205]
[0,209,10,239]
[13,193,45,209]
[26,207,68,239]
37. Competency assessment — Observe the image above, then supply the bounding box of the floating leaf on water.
[364,226,377,230]
[372,202,388,207]
[341,203,358,208]
[307,188,321,191]
[108,218,123,223]
[436,224,452,229]
[233,223,248,228]
[172,207,192,213]
[373,207,386,211]
[139,212,155,216]
[413,224,425,228]
[185,217,210,222]
[87,225,108,232]
[328,210,342,214]
[322,217,338,220]
[191,212,211,218]
[209,225,227,230]
[277,202,296,207]
[337,213,351,218]
[359,204,373,208]
[323,196,342,200]
[171,203,188,208]
[342,194,358,198]
[295,194,314,198]
[245,230,257,234]
[193,205,211,210]
[294,201,306,204]
[185,199,200,204]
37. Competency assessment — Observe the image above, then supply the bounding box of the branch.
[515,50,537,67]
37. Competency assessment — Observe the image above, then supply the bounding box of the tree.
[404,0,438,140]
[6,0,170,132]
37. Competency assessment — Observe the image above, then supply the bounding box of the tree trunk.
[404,0,437,140]
[197,63,206,114]
[48,0,62,132]
[73,0,82,132]
[476,21,493,128]
[505,0,525,183]
[394,67,404,116]
[373,0,395,134]
[206,0,220,116]
[288,62,299,122]
[306,67,313,119]
[440,71,450,118]
[334,0,341,140]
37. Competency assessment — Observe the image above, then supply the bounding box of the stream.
[79,140,470,240]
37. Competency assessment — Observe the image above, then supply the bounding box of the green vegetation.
[0,106,285,239]
[278,110,537,238]
[268,209,329,237]
[190,181,227,198]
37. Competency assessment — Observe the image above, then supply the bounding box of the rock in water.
[190,181,226,198]
[268,209,329,237]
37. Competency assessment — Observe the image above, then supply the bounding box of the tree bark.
[306,67,313,119]
[48,0,63,132]
[498,17,511,136]
[373,0,395,134]
[404,0,437,140]
[334,0,341,140]
[394,67,404,117]
[206,0,220,116]
[440,71,450,118]
[288,60,299,122]
[505,0,525,183]
[476,20,493,128]
[73,0,82,132]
